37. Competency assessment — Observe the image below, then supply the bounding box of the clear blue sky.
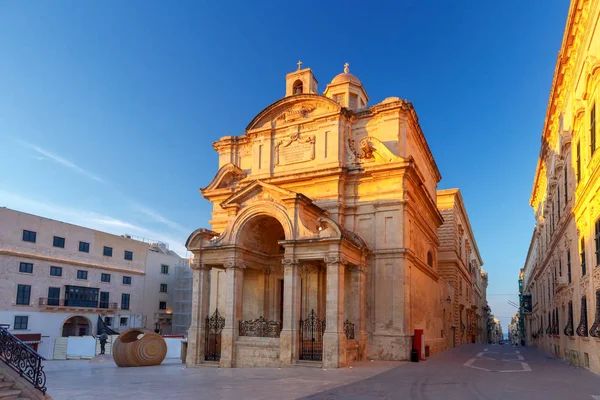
[0,0,570,331]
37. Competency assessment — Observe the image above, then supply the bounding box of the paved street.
[44,344,600,400]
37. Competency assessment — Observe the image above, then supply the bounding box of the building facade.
[186,63,485,369]
[0,207,187,359]
[437,189,487,348]
[522,0,600,375]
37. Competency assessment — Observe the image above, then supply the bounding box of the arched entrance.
[62,316,91,337]
[185,182,370,369]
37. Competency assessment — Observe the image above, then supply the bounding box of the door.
[48,287,60,306]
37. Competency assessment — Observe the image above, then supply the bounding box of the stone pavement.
[43,344,600,400]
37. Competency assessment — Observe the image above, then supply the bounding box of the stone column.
[323,256,347,368]
[186,262,211,367]
[219,262,244,368]
[280,258,301,365]
[263,269,271,320]
[356,261,367,360]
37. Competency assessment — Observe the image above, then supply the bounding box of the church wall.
[208,269,227,316]
[189,66,475,367]
[409,263,448,356]
[241,269,265,321]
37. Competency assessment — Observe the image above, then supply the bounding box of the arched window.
[427,251,433,268]
[293,80,303,95]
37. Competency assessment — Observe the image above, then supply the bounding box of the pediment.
[246,94,341,131]
[202,163,247,193]
[220,180,298,209]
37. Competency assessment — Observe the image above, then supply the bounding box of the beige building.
[522,0,600,375]
[489,317,503,345]
[437,189,487,348]
[186,63,485,368]
[0,207,187,358]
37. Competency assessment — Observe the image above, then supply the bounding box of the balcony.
[38,298,118,311]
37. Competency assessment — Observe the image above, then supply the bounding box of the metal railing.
[0,325,47,393]
[239,317,282,338]
[39,297,118,310]
[344,320,355,340]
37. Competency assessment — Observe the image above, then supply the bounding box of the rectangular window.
[79,241,90,253]
[14,316,28,330]
[99,292,109,309]
[104,316,113,326]
[64,285,99,307]
[50,266,62,277]
[16,284,31,305]
[159,301,167,310]
[48,287,60,306]
[564,167,568,205]
[160,284,168,293]
[124,251,133,261]
[581,237,587,276]
[161,265,169,274]
[53,236,65,248]
[19,262,33,274]
[121,294,130,310]
[591,103,596,153]
[567,250,572,284]
[120,317,128,327]
[557,186,561,219]
[577,142,582,182]
[122,276,131,285]
[101,273,111,283]
[77,270,88,280]
[559,259,562,277]
[103,246,113,257]
[595,218,600,266]
[22,230,36,243]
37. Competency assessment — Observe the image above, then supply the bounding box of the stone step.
[0,383,13,390]
[0,389,22,399]
[294,360,323,368]
[197,361,220,368]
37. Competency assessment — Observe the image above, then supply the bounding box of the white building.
[0,207,189,359]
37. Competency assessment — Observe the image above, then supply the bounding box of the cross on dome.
[344,62,350,73]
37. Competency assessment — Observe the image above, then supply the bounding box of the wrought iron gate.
[299,309,325,361]
[204,309,225,361]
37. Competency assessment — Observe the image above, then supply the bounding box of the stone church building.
[186,63,476,368]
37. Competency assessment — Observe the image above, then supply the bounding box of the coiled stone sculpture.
[112,328,167,367]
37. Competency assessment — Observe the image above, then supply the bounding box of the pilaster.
[279,259,301,365]
[186,262,212,367]
[220,262,244,368]
[323,255,347,368]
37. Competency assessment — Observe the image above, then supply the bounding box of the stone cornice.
[0,249,145,275]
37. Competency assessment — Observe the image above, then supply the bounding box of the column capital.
[354,265,367,275]
[281,258,299,267]
[224,261,246,270]
[190,262,212,271]
[325,255,348,266]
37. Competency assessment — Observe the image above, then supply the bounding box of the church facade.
[185,64,455,368]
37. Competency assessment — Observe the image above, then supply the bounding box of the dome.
[331,72,362,86]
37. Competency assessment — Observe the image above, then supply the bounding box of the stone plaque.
[276,134,315,165]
